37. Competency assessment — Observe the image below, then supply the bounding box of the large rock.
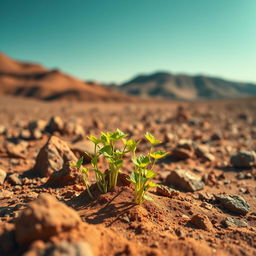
[15,194,81,246]
[215,194,250,215]
[166,169,204,192]
[231,150,256,168]
[33,136,77,177]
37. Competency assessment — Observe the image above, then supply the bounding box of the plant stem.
[86,183,93,198]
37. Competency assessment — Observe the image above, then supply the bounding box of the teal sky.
[1,0,256,83]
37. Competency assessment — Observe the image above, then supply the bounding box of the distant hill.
[117,72,256,100]
[0,53,132,102]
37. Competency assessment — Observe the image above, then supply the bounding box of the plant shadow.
[67,185,136,226]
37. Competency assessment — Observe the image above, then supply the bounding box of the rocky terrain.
[0,95,256,256]
[117,71,256,100]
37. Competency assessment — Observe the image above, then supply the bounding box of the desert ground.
[0,95,256,256]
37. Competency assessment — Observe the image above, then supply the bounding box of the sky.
[1,0,256,84]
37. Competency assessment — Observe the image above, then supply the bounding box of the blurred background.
[0,0,256,101]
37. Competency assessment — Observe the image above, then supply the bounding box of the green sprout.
[129,132,168,204]
[72,157,93,198]
[88,129,138,192]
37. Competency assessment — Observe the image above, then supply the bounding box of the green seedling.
[72,157,93,198]
[88,129,138,192]
[129,132,168,204]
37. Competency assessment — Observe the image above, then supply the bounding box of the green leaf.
[126,139,138,152]
[145,132,161,145]
[91,156,98,167]
[81,167,89,174]
[132,155,150,168]
[145,170,157,179]
[88,135,101,144]
[115,149,124,155]
[112,159,123,168]
[143,194,153,201]
[99,145,113,157]
[129,172,137,183]
[147,181,159,187]
[72,156,83,168]
[150,150,169,160]
[109,129,128,141]
[100,132,109,145]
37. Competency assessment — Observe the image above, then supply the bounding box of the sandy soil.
[0,95,256,256]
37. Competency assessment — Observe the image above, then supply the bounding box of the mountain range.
[1,53,256,101]
[117,72,256,100]
[0,53,132,102]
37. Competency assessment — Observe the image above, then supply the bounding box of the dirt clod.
[15,194,81,246]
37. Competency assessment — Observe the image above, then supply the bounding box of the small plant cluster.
[73,129,168,204]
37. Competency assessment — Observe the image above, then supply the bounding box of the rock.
[171,148,192,160]
[0,190,14,200]
[176,106,190,121]
[0,168,7,184]
[195,145,215,162]
[26,241,94,256]
[198,192,214,202]
[92,119,104,130]
[200,202,213,210]
[33,136,77,177]
[19,129,32,140]
[28,119,47,132]
[231,150,256,168]
[190,214,213,231]
[31,129,43,140]
[222,217,248,228]
[236,172,253,180]
[45,161,82,187]
[63,121,85,136]
[23,192,39,202]
[10,158,20,165]
[156,185,179,198]
[15,194,81,246]
[5,140,28,158]
[177,139,195,151]
[62,190,76,199]
[47,116,64,133]
[215,194,250,215]
[211,132,222,141]
[166,169,204,192]
[0,125,6,135]
[7,173,22,185]
[164,133,177,142]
